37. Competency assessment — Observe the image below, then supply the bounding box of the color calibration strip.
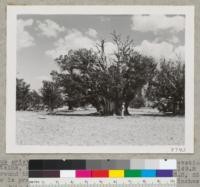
[28,159,177,186]
[29,169,174,178]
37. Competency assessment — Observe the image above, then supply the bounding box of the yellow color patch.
[109,170,124,178]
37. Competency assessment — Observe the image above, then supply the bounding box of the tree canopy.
[40,80,63,112]
[146,59,185,114]
[51,33,157,115]
[16,78,31,110]
[16,33,185,116]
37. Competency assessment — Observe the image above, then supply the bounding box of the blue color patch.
[141,170,156,177]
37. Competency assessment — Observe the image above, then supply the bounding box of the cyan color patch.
[141,170,156,177]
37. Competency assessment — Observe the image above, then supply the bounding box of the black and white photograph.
[6,6,194,153]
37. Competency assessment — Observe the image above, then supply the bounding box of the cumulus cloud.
[46,27,184,63]
[169,36,180,44]
[103,41,117,56]
[46,28,118,61]
[46,29,97,58]
[135,40,185,62]
[154,35,180,44]
[36,19,65,38]
[17,19,35,50]
[86,28,98,38]
[131,15,185,33]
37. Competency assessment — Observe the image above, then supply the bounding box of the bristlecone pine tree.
[40,81,63,113]
[51,32,157,115]
[146,59,185,115]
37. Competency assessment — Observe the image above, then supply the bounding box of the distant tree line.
[16,78,42,111]
[16,33,185,115]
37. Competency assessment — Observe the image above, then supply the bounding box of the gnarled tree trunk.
[99,98,123,116]
[124,102,130,115]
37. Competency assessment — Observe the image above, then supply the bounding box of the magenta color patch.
[76,170,91,178]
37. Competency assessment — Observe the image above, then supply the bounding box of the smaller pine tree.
[40,81,63,113]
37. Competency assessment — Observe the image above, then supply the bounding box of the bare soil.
[16,107,184,145]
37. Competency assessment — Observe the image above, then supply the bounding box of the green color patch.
[124,170,141,177]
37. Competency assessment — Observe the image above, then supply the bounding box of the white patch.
[17,19,35,50]
[36,19,65,38]
[131,15,185,33]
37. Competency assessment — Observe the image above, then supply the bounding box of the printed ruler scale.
[28,159,177,186]
[28,183,177,187]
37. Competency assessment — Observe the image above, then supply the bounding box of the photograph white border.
[6,6,194,153]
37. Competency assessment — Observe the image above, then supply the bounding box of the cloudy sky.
[17,14,185,91]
